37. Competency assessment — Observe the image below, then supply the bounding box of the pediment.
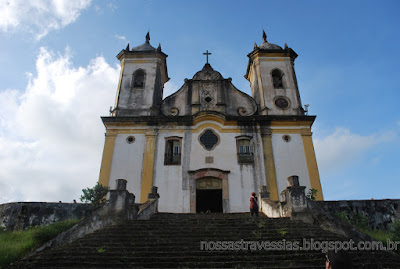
[162,66,257,117]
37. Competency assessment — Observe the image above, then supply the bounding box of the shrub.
[391,220,400,241]
[80,183,109,207]
[306,188,318,201]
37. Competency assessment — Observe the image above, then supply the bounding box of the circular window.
[199,129,219,150]
[274,97,290,109]
[126,136,135,144]
[282,135,291,142]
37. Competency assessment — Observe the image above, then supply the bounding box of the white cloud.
[0,0,91,39]
[115,34,127,42]
[163,81,179,98]
[107,1,118,12]
[314,127,396,177]
[0,47,119,204]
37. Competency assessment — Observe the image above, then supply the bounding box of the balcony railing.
[164,153,181,165]
[237,153,254,164]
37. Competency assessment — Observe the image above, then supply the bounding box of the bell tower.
[245,31,303,115]
[113,32,169,116]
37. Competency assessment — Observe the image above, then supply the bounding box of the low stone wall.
[314,199,400,230]
[24,179,160,259]
[0,202,91,231]
[259,176,400,241]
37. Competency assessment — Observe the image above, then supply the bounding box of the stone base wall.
[0,202,91,231]
[313,199,400,230]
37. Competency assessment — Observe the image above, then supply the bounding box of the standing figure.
[250,192,259,217]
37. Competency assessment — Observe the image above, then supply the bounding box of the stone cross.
[203,50,212,64]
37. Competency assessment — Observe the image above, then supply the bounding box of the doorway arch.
[188,168,230,213]
[196,178,223,213]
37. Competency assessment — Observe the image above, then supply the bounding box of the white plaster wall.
[258,58,300,115]
[153,131,187,213]
[108,133,145,201]
[189,124,263,213]
[271,133,311,199]
[118,58,158,110]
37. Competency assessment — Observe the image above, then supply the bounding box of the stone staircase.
[11,213,400,268]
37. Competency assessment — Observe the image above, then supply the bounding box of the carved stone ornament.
[192,64,223,80]
[238,107,247,116]
[274,97,290,109]
[170,107,179,116]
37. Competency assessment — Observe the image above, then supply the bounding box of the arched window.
[271,69,284,89]
[164,137,182,165]
[236,136,254,164]
[133,69,145,88]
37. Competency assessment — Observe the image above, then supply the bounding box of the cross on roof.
[203,50,212,64]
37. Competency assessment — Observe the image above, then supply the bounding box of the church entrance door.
[196,178,223,213]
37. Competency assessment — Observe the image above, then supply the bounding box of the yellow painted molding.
[140,130,157,202]
[193,113,236,127]
[98,131,117,188]
[192,123,241,133]
[257,52,291,58]
[270,121,313,127]
[103,122,149,128]
[301,134,324,200]
[271,128,310,134]
[259,58,286,62]
[260,130,279,201]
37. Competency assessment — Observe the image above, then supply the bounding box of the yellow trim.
[104,122,149,128]
[270,121,313,127]
[193,123,241,133]
[113,61,125,110]
[256,52,291,58]
[102,127,186,134]
[259,58,286,62]
[140,130,157,202]
[193,114,237,126]
[301,133,324,201]
[270,128,310,134]
[98,130,117,187]
[261,129,279,200]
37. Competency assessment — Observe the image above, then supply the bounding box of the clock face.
[275,97,289,109]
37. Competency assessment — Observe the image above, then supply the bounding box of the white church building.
[98,32,323,213]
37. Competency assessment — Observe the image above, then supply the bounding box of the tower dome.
[257,30,283,50]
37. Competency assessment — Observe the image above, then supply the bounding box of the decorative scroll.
[170,107,179,116]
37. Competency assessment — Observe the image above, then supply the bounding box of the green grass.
[0,219,79,269]
[360,228,394,244]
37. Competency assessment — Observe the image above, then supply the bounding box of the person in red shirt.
[250,192,259,217]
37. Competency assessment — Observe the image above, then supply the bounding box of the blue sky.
[0,0,399,203]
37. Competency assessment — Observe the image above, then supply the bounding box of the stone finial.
[254,42,258,49]
[145,32,150,44]
[284,42,288,50]
[148,186,160,199]
[262,30,267,43]
[126,43,130,51]
[116,179,127,191]
[287,176,300,187]
[157,43,162,52]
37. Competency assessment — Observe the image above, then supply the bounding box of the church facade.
[98,32,323,213]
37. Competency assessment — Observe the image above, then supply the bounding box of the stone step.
[10,213,400,269]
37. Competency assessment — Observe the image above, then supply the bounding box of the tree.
[306,188,318,201]
[80,183,109,207]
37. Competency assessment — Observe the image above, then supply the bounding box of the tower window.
[133,69,145,88]
[236,137,254,164]
[164,137,182,165]
[271,69,284,89]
